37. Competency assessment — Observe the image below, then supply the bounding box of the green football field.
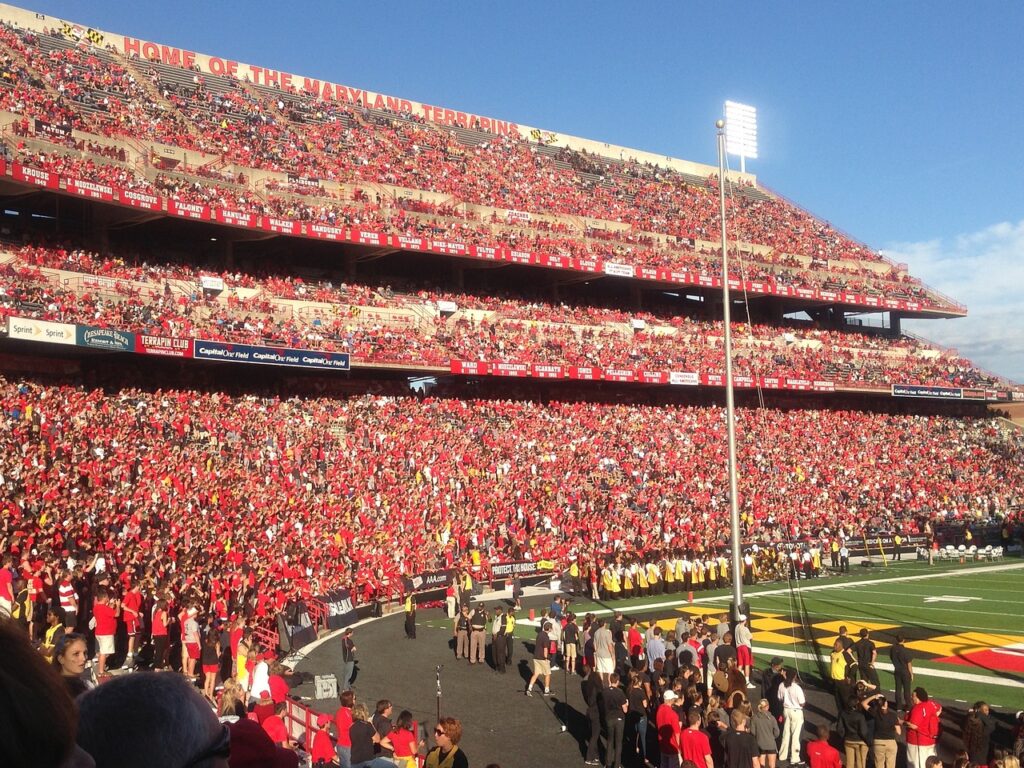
[433,558,1024,709]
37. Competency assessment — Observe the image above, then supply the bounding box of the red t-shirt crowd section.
[2,373,1022,610]
[0,22,960,311]
[0,239,1000,389]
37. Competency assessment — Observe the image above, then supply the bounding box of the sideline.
[290,562,1024,669]
[287,584,554,667]
[519,560,1024,623]
[757,645,1024,690]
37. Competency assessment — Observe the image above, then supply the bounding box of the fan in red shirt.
[121,583,143,669]
[681,709,714,768]
[334,690,355,766]
[656,690,683,762]
[90,587,120,677]
[906,687,942,768]
[388,710,423,768]
[807,725,842,768]
[309,714,335,766]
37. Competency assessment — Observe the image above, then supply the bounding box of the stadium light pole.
[724,101,758,174]
[716,118,745,620]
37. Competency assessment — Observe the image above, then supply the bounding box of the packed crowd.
[2,372,1021,634]
[0,22,962,311]
[1,239,1000,389]
[515,607,1022,768]
[2,614,479,768]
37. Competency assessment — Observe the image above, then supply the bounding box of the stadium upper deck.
[0,2,968,321]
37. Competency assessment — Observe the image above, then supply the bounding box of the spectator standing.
[889,635,913,711]
[52,631,92,698]
[563,612,580,675]
[750,698,780,768]
[963,702,996,767]
[778,668,805,767]
[583,666,604,766]
[656,689,683,768]
[604,672,628,768]
[58,569,78,629]
[626,670,650,767]
[906,687,942,768]
[648,626,667,673]
[682,708,714,768]
[721,709,760,768]
[734,615,754,687]
[838,698,872,768]
[372,700,396,764]
[349,702,392,768]
[90,587,120,677]
[526,620,552,696]
[341,627,357,691]
[335,689,355,768]
[426,717,468,768]
[593,618,615,686]
[871,696,901,768]
[311,713,336,767]
[806,725,841,768]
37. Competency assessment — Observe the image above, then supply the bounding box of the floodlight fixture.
[724,100,758,172]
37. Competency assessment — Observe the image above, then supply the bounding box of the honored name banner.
[7,317,77,345]
[11,163,58,189]
[66,178,115,202]
[193,339,350,370]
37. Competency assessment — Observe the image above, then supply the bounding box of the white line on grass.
[758,644,1024,690]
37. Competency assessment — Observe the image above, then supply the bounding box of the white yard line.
[758,646,1024,690]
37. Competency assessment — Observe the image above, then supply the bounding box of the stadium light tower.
[716,118,745,622]
[724,101,758,174]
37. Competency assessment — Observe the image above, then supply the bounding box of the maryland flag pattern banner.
[59,21,104,47]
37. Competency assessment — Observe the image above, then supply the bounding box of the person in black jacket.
[839,697,873,768]
[582,667,605,766]
[962,702,996,767]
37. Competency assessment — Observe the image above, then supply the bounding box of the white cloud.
[885,219,1024,384]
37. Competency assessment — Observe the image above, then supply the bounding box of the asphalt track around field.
[290,567,1023,768]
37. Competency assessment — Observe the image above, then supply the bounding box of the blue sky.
[20,1,1024,381]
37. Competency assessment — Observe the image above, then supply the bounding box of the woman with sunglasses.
[426,717,468,768]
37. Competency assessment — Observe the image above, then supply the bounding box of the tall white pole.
[716,119,744,617]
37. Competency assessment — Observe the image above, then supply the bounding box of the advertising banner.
[76,325,134,351]
[193,340,350,370]
[135,334,193,358]
[892,384,962,400]
[7,317,76,345]
[402,569,455,595]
